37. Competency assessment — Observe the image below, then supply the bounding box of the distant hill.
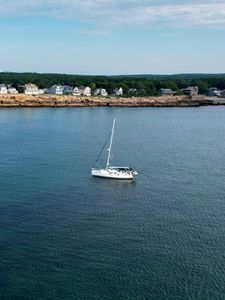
[0,72,225,96]
[112,73,225,79]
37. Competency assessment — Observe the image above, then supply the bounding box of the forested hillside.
[1,72,225,96]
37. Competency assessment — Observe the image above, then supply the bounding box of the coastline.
[0,94,224,108]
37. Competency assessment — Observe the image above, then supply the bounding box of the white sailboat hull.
[92,168,134,180]
[91,119,137,181]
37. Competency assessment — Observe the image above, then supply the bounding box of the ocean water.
[1,107,225,299]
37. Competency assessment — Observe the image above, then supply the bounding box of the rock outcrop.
[0,94,218,107]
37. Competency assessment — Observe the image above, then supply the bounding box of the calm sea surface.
[1,107,225,299]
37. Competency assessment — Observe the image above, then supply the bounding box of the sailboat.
[91,119,138,180]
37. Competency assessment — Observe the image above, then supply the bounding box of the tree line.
[1,72,225,96]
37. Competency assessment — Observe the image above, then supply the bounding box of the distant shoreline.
[0,94,224,108]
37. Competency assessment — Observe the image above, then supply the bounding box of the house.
[8,87,18,94]
[182,86,199,96]
[47,85,63,95]
[221,90,225,97]
[127,88,137,94]
[113,87,123,96]
[93,88,108,96]
[79,86,91,96]
[63,85,73,94]
[0,84,8,94]
[160,88,174,96]
[24,83,44,95]
[208,87,221,97]
[72,87,81,96]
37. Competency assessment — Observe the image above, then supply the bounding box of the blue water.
[1,107,225,299]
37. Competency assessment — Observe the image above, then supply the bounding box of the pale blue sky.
[0,0,225,75]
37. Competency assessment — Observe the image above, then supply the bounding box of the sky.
[0,0,225,75]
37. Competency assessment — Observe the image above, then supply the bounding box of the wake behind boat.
[91,119,138,180]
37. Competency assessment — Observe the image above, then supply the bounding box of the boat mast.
[106,119,115,170]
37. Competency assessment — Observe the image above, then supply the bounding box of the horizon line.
[1,71,225,77]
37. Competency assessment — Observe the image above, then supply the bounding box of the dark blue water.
[1,107,225,299]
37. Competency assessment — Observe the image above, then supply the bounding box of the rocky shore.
[0,94,222,107]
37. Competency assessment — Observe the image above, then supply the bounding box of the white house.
[24,83,44,95]
[93,88,108,96]
[182,86,199,96]
[72,87,81,96]
[113,87,123,96]
[160,88,175,96]
[79,86,91,96]
[208,87,221,97]
[8,87,18,94]
[48,85,63,95]
[0,84,8,94]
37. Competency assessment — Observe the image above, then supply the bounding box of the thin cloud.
[0,1,225,28]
